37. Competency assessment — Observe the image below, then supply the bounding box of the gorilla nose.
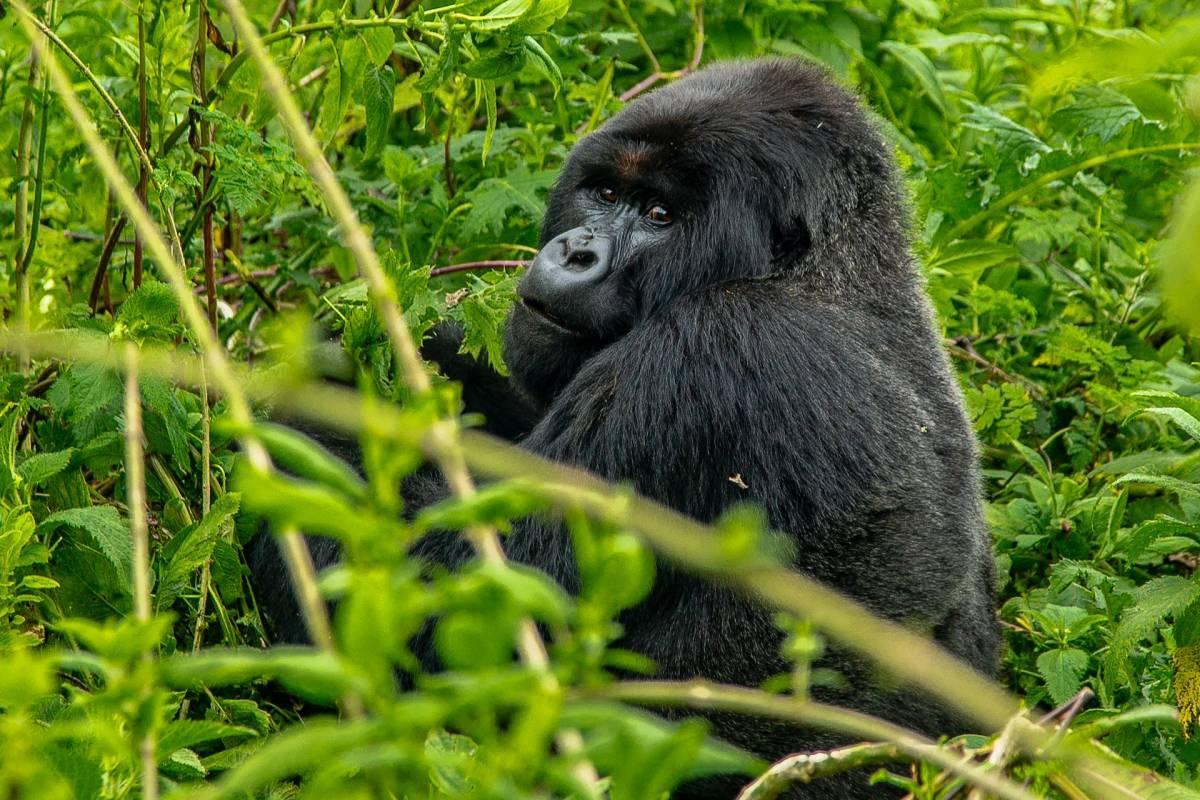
[518,227,614,335]
[562,229,606,272]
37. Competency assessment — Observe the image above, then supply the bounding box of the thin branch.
[122,343,158,800]
[943,141,1200,241]
[12,38,37,370]
[737,743,903,800]
[212,0,600,785]
[945,336,1045,397]
[190,0,217,328]
[597,680,1036,800]
[618,0,704,103]
[430,259,526,277]
[11,0,344,713]
[89,215,129,314]
[134,0,149,288]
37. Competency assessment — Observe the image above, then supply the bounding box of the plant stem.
[943,141,1200,241]
[736,743,902,800]
[191,0,218,328]
[219,0,598,785]
[134,0,149,288]
[122,342,158,800]
[18,7,186,263]
[12,42,36,370]
[599,680,1035,800]
[11,0,339,712]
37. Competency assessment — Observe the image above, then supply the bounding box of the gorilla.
[249,58,999,798]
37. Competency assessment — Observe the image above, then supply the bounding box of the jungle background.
[2,0,1200,797]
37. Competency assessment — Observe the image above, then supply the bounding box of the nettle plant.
[2,0,1200,797]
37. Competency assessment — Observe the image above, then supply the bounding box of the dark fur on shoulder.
[249,59,999,800]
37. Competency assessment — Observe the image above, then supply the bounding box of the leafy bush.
[1,0,1199,797]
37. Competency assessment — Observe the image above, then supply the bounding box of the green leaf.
[362,63,395,160]
[879,41,948,116]
[156,493,241,610]
[1107,576,1200,680]
[963,103,1052,171]
[40,506,133,589]
[158,720,257,760]
[1141,406,1200,444]
[16,449,75,487]
[317,37,367,141]
[1051,85,1151,143]
[358,25,395,65]
[473,0,569,34]
[460,165,556,237]
[1036,647,1089,705]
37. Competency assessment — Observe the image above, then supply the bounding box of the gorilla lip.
[521,298,583,336]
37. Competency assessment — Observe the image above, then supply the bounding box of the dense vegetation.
[2,0,1200,797]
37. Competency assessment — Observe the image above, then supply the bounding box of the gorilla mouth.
[521,298,584,336]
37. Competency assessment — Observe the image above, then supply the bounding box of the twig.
[598,680,1036,800]
[946,336,1045,397]
[219,0,599,786]
[89,215,128,315]
[12,36,37,370]
[737,743,903,800]
[429,259,526,277]
[190,0,218,328]
[617,0,704,103]
[122,343,158,800]
[134,0,149,289]
[11,0,346,715]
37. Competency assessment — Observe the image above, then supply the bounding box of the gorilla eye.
[597,187,619,204]
[646,204,673,225]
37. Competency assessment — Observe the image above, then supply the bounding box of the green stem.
[599,680,1036,800]
[737,743,903,800]
[122,343,158,800]
[19,5,186,263]
[943,141,1200,241]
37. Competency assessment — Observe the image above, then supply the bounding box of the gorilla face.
[505,59,900,407]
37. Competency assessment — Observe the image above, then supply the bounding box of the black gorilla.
[250,59,999,798]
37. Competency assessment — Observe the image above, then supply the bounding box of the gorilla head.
[506,59,910,406]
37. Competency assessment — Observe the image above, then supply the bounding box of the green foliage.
[1,0,1200,796]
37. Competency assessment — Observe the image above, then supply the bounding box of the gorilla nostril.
[566,249,598,269]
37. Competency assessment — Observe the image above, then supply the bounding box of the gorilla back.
[250,59,1000,799]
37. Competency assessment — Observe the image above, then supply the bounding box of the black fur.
[248,59,999,799]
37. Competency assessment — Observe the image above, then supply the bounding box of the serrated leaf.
[158,719,257,758]
[963,103,1052,171]
[40,506,132,589]
[1107,576,1200,680]
[460,166,556,237]
[358,25,395,65]
[1141,406,1200,444]
[473,0,568,34]
[16,449,75,487]
[1037,647,1089,705]
[157,493,241,610]
[1052,85,1149,143]
[362,63,395,160]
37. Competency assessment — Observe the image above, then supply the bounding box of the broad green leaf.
[156,493,241,610]
[1107,576,1200,680]
[362,63,395,160]
[16,448,75,487]
[1051,85,1151,143]
[39,506,132,588]
[879,41,948,116]
[1037,647,1089,705]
